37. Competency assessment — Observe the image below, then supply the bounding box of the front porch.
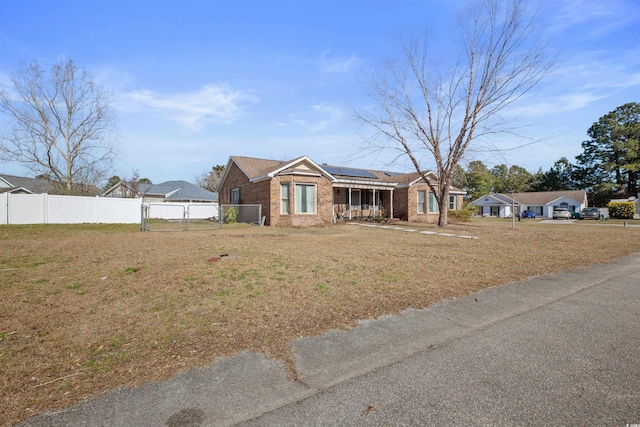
[332,185,394,221]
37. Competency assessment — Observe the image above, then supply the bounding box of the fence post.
[140,204,145,231]
[1,193,7,225]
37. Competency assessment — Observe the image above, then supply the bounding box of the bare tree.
[196,164,225,192]
[357,0,555,226]
[0,59,117,195]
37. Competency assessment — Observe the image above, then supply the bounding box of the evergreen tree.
[575,102,640,198]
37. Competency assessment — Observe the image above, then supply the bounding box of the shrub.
[448,206,474,222]
[224,206,239,223]
[607,201,635,219]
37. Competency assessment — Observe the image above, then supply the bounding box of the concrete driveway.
[539,218,577,223]
[20,255,640,427]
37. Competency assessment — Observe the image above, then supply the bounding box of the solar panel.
[323,165,379,179]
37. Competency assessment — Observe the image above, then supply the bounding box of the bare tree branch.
[0,59,117,195]
[356,0,555,227]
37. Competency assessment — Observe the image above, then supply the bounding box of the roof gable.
[471,194,512,205]
[0,174,54,194]
[225,156,335,183]
[269,157,333,181]
[0,186,33,194]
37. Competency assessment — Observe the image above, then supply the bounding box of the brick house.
[218,155,466,226]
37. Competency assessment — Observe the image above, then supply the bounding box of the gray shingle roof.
[0,174,54,194]
[472,190,587,206]
[140,180,218,202]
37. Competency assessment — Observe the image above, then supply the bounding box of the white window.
[281,184,290,214]
[295,184,316,214]
[417,190,426,214]
[230,188,240,204]
[428,192,438,213]
[449,195,457,210]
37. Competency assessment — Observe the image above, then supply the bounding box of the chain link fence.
[142,203,262,231]
[219,204,263,228]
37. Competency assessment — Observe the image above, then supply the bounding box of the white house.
[470,190,588,218]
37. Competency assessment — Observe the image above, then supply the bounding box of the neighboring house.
[0,174,54,194]
[217,155,465,227]
[103,180,218,203]
[1,174,103,195]
[470,190,588,218]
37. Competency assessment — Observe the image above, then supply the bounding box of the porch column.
[373,188,376,217]
[390,189,394,219]
[348,187,352,220]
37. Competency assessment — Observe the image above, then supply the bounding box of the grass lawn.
[2,218,640,425]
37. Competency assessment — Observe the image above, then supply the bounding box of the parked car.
[580,207,601,220]
[552,207,572,220]
[521,210,536,218]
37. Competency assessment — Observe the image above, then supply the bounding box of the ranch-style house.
[470,190,588,218]
[217,155,465,226]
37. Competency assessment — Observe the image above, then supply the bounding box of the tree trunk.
[628,171,637,197]
[437,187,449,227]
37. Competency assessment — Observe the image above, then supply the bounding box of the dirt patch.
[1,220,640,426]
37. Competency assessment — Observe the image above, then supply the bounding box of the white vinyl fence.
[0,193,143,224]
[0,193,220,226]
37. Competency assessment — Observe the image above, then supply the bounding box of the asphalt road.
[20,254,640,427]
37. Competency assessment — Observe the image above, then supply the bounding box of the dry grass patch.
[2,219,640,425]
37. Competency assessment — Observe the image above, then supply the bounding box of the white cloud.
[553,48,640,89]
[511,92,608,117]
[92,66,136,93]
[510,44,640,118]
[308,103,347,132]
[544,0,638,36]
[318,52,361,74]
[118,84,258,130]
[283,102,348,133]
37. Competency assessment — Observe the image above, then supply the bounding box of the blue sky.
[1,0,639,184]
